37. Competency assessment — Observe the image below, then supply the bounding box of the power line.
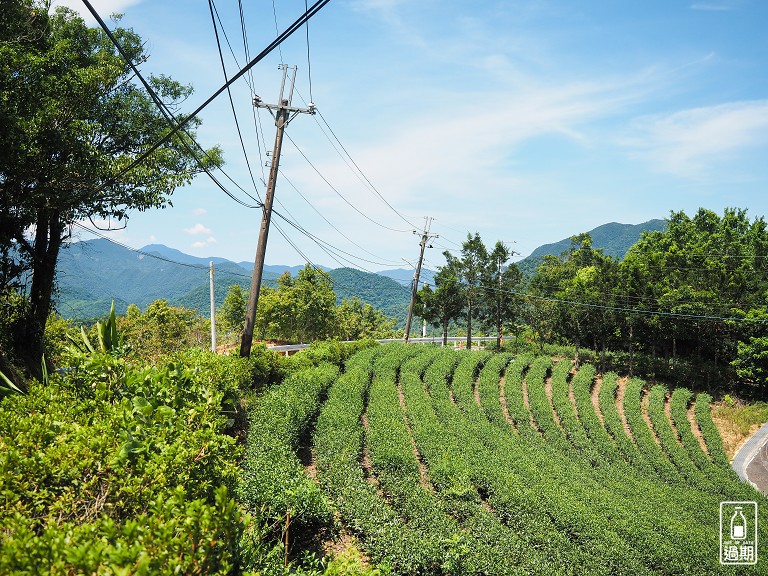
[279,169,404,265]
[71,222,252,279]
[295,90,418,230]
[271,209,402,269]
[304,0,314,103]
[81,0,263,210]
[208,0,263,201]
[284,132,412,233]
[87,0,332,188]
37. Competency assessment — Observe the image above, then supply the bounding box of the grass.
[711,399,768,458]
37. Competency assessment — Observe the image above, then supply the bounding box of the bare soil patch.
[498,376,516,428]
[615,376,635,442]
[687,401,709,455]
[396,382,433,492]
[591,376,604,426]
[640,387,662,447]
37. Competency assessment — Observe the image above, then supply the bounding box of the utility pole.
[240,65,315,358]
[404,217,437,343]
[210,261,216,353]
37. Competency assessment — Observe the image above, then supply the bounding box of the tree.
[218,284,247,337]
[0,3,220,374]
[481,241,523,348]
[416,267,464,346]
[445,233,489,348]
[254,266,336,343]
[335,298,397,341]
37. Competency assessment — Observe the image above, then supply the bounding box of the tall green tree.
[445,233,489,348]
[481,241,523,348]
[416,266,464,345]
[0,3,220,374]
[218,284,247,337]
[254,266,336,343]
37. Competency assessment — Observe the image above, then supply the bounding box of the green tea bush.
[0,350,247,575]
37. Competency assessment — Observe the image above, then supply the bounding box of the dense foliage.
[0,344,247,573]
[0,2,219,375]
[522,208,768,386]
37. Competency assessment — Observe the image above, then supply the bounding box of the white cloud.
[50,0,143,23]
[192,208,208,216]
[184,223,213,236]
[191,237,217,250]
[623,100,768,178]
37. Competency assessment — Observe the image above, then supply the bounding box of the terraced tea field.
[245,344,768,574]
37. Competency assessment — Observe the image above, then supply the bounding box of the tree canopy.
[0,2,220,374]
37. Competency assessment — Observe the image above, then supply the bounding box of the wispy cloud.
[191,237,217,250]
[184,223,213,236]
[51,0,144,22]
[623,100,768,178]
[690,3,733,11]
[192,208,208,216]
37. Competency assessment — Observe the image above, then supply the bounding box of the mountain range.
[55,219,665,322]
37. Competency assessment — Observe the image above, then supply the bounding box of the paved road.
[732,420,768,494]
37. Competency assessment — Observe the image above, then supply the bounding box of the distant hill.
[376,268,436,288]
[516,219,667,276]
[329,268,410,325]
[54,240,409,323]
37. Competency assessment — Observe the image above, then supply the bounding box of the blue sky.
[57,0,768,271]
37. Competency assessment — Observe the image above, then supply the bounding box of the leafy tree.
[444,233,489,348]
[0,3,220,374]
[481,241,523,348]
[218,284,246,338]
[335,298,397,341]
[119,300,207,359]
[254,266,336,343]
[416,267,464,345]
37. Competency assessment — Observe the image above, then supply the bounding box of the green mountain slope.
[54,240,410,323]
[516,219,667,276]
[328,268,410,325]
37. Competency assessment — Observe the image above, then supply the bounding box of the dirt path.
[640,387,662,447]
[473,377,482,407]
[686,401,709,455]
[615,376,635,442]
[663,392,684,447]
[567,369,579,421]
[359,412,384,496]
[498,376,516,428]
[397,382,433,492]
[521,375,540,433]
[544,374,564,430]
[591,376,604,426]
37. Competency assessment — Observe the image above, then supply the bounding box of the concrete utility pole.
[404,217,437,343]
[240,65,315,358]
[210,261,216,353]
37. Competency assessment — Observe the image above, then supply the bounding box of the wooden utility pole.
[404,217,437,343]
[240,65,315,358]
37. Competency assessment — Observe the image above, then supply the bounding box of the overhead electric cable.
[294,90,418,230]
[80,0,263,209]
[284,133,412,233]
[208,0,263,200]
[272,209,401,268]
[72,222,253,279]
[84,0,332,188]
[279,170,403,265]
[303,0,314,103]
[271,0,285,64]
